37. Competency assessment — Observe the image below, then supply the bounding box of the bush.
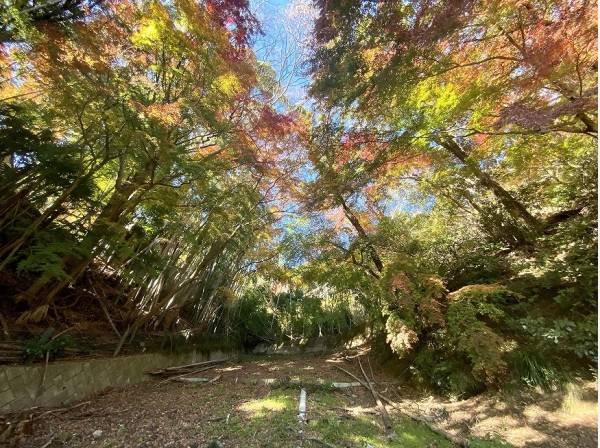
[383,281,526,393]
[226,285,364,349]
[446,284,523,385]
[23,328,73,362]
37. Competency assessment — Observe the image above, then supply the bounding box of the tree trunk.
[338,196,384,277]
[19,168,149,306]
[438,137,542,234]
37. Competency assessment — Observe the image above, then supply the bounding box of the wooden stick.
[335,365,394,436]
[334,365,468,447]
[97,298,121,338]
[334,365,368,387]
[50,326,74,341]
[113,325,130,357]
[157,364,221,385]
[357,358,396,440]
[208,374,222,384]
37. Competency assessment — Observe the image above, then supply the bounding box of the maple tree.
[301,0,597,392]
[310,0,597,240]
[0,0,596,397]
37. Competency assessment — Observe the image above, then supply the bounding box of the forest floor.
[12,351,598,448]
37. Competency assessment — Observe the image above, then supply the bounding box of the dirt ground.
[3,351,597,448]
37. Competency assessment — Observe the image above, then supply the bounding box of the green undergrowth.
[200,389,298,445]
[198,387,511,447]
[306,390,510,448]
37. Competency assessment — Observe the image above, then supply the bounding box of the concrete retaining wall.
[252,336,336,355]
[0,349,238,413]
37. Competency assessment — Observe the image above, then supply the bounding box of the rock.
[92,429,103,439]
[206,440,224,448]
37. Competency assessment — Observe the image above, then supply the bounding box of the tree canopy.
[0,0,596,394]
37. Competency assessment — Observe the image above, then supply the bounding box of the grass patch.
[304,390,511,448]
[508,350,565,391]
[199,390,298,446]
[308,412,458,448]
[196,386,513,447]
[239,392,295,418]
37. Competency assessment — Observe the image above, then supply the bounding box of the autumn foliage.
[0,0,596,396]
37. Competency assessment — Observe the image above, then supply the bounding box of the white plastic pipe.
[298,388,307,423]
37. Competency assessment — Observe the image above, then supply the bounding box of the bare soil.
[3,351,597,448]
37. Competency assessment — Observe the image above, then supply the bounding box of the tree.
[0,0,302,325]
[309,0,597,242]
[0,0,104,43]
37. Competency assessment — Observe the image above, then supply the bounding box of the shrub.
[385,314,418,356]
[385,282,525,392]
[23,328,73,362]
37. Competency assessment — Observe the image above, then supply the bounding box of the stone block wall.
[0,349,237,413]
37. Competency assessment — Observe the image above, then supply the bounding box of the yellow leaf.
[213,73,241,96]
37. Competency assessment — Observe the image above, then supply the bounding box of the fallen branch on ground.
[147,358,228,378]
[0,401,92,444]
[357,358,396,440]
[334,365,469,447]
[379,395,469,447]
[34,400,91,420]
[157,363,223,385]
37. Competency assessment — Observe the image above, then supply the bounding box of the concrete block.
[0,348,239,412]
[0,388,16,408]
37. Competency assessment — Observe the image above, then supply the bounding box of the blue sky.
[251,0,314,107]
[246,1,431,259]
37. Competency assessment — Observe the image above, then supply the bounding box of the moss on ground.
[197,388,511,448]
[198,390,299,446]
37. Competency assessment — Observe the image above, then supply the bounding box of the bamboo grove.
[0,0,597,393]
[0,0,305,337]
